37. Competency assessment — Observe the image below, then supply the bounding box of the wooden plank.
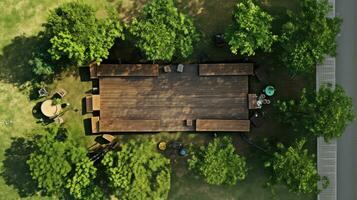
[248,94,260,109]
[97,64,159,77]
[199,63,254,76]
[86,95,93,113]
[92,95,100,111]
[100,119,161,132]
[89,62,98,79]
[196,119,250,132]
[91,117,100,134]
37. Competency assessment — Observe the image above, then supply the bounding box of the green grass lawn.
[0,82,47,200]
[169,157,314,200]
[0,0,316,199]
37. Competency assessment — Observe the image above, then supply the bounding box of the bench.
[199,63,254,76]
[91,117,100,134]
[86,95,100,113]
[196,119,250,132]
[97,64,159,77]
[99,119,161,132]
[89,62,98,79]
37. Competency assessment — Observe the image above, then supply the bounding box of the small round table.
[41,100,61,118]
[263,85,276,97]
[158,141,167,151]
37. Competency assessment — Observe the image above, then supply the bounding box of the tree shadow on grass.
[1,137,39,197]
[0,33,59,86]
[0,35,38,85]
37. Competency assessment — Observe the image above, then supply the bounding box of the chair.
[186,119,193,127]
[56,88,68,98]
[163,65,171,73]
[54,116,64,124]
[102,134,115,143]
[38,88,48,97]
[177,64,184,73]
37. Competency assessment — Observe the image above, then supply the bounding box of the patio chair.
[56,88,68,98]
[38,88,49,97]
[186,119,193,127]
[54,116,64,124]
[102,134,115,143]
[177,64,184,73]
[163,65,171,73]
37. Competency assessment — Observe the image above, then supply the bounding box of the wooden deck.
[97,64,159,77]
[98,64,249,132]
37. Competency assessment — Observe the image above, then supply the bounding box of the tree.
[225,0,277,56]
[264,139,326,194]
[27,126,97,199]
[44,2,123,65]
[29,55,54,76]
[188,136,248,185]
[128,0,199,61]
[27,33,56,77]
[279,0,342,74]
[102,139,171,200]
[277,85,355,141]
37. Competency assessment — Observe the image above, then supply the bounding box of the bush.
[264,139,326,194]
[128,0,199,61]
[102,139,171,200]
[279,0,342,74]
[277,85,355,141]
[225,0,277,56]
[188,136,248,185]
[27,126,98,199]
[45,2,124,65]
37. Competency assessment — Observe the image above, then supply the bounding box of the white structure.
[317,1,337,200]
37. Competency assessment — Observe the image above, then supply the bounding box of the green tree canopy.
[279,0,342,74]
[27,126,97,199]
[128,0,199,61]
[44,2,123,65]
[277,85,355,141]
[27,33,56,77]
[102,139,171,200]
[188,136,248,185]
[225,0,277,56]
[264,139,325,194]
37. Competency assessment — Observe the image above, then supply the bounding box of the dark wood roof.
[98,64,249,132]
[97,64,159,77]
[199,63,254,76]
[196,119,250,132]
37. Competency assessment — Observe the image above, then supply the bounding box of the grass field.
[0,0,316,199]
[0,82,45,200]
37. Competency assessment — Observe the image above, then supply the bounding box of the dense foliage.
[188,137,248,185]
[29,55,54,76]
[102,139,171,200]
[27,127,97,199]
[265,139,325,194]
[279,0,342,74]
[44,2,123,65]
[277,85,355,141]
[225,0,277,56]
[128,0,199,61]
